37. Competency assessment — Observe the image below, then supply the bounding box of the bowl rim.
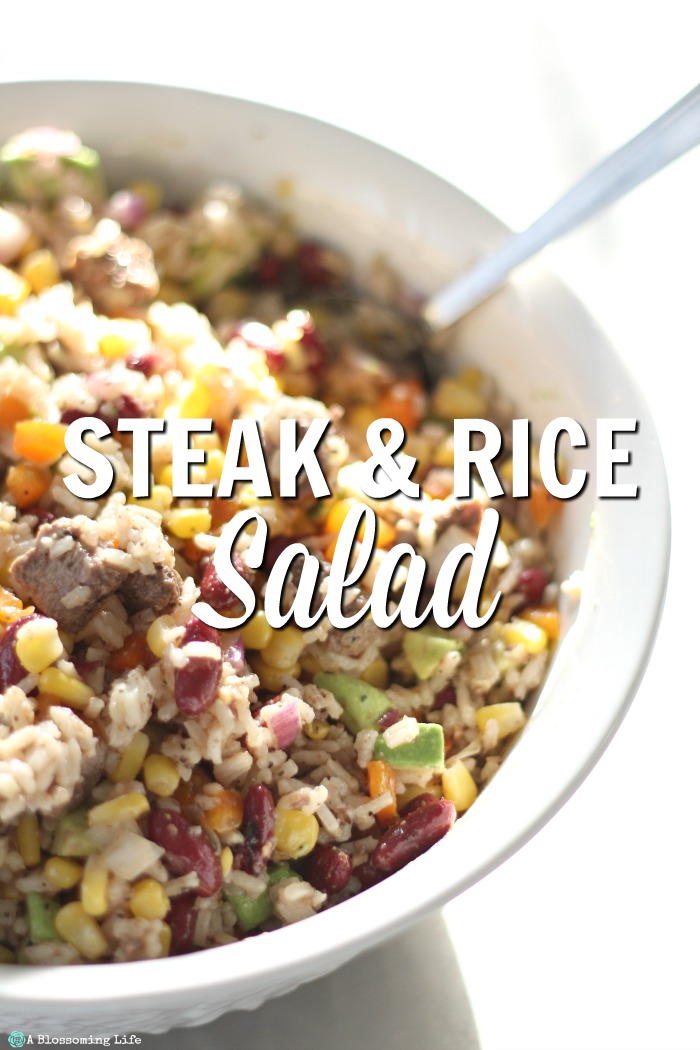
[0,79,671,1008]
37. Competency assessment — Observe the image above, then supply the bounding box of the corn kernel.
[249,654,300,692]
[19,249,60,294]
[143,754,180,798]
[157,464,174,488]
[54,902,108,961]
[192,430,222,452]
[274,809,319,860]
[146,614,177,658]
[361,656,389,690]
[498,517,520,545]
[167,508,212,540]
[15,616,63,673]
[475,701,525,740]
[0,945,15,964]
[81,855,109,917]
[442,761,478,813]
[398,783,441,811]
[203,448,226,483]
[129,878,170,920]
[129,484,173,515]
[44,857,82,890]
[239,611,273,651]
[262,626,306,670]
[37,667,93,708]
[220,846,233,877]
[432,435,455,469]
[347,405,377,438]
[109,731,150,783]
[201,787,244,836]
[178,379,211,417]
[502,617,548,654]
[88,792,150,827]
[0,264,30,315]
[303,718,329,741]
[17,812,41,867]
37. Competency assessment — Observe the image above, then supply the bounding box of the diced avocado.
[403,630,464,681]
[26,892,62,944]
[267,862,302,887]
[314,673,392,735]
[1,128,104,205]
[226,890,272,933]
[373,722,445,769]
[51,808,96,858]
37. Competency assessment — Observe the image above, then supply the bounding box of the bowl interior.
[0,82,670,1019]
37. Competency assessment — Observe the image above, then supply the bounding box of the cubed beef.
[10,519,128,633]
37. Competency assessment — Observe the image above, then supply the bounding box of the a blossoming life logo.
[7,1033,26,1048]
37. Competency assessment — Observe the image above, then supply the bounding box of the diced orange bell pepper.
[6,462,52,509]
[521,606,560,641]
[13,420,67,466]
[367,758,398,827]
[0,396,31,429]
[377,378,427,432]
[528,481,563,530]
[108,632,151,672]
[0,585,28,625]
[209,498,241,530]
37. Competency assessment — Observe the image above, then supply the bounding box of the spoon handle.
[423,82,700,330]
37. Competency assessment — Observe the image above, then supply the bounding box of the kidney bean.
[296,241,342,290]
[371,798,456,874]
[174,615,222,716]
[261,535,298,575]
[305,844,352,896]
[353,860,387,889]
[0,614,38,691]
[236,784,276,876]
[199,555,255,615]
[432,685,456,711]
[255,250,285,286]
[167,893,197,954]
[377,708,402,731]
[148,809,222,898]
[516,567,549,607]
[125,346,176,377]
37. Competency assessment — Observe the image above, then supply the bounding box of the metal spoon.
[423,81,700,330]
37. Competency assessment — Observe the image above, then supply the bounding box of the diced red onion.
[260,695,302,749]
[106,190,148,230]
[224,636,246,675]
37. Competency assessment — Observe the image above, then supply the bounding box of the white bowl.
[0,81,670,1036]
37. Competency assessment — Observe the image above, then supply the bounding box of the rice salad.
[0,128,561,964]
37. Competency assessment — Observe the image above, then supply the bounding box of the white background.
[2,2,699,1048]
